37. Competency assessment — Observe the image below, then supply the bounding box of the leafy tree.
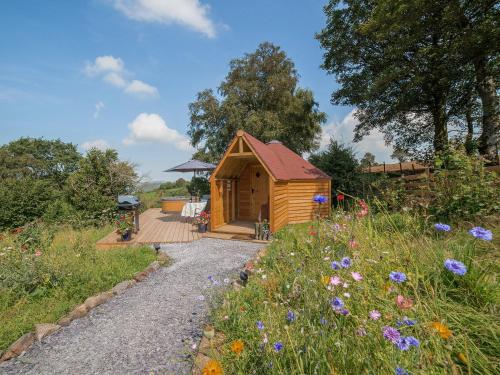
[188,42,326,161]
[317,0,498,160]
[65,149,138,218]
[308,139,360,195]
[359,152,378,169]
[187,176,210,197]
[0,138,81,187]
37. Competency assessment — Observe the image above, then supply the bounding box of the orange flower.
[431,322,452,339]
[202,359,223,375]
[321,276,330,286]
[231,340,244,355]
[396,295,413,310]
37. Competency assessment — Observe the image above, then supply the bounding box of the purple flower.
[395,337,411,351]
[389,271,407,283]
[369,310,381,320]
[382,326,400,343]
[444,259,467,276]
[320,317,328,325]
[469,226,492,241]
[331,261,341,270]
[434,223,451,232]
[340,308,350,316]
[331,297,344,310]
[273,341,283,352]
[256,321,264,330]
[340,257,352,268]
[395,367,409,375]
[287,310,296,323]
[313,195,327,204]
[407,336,420,347]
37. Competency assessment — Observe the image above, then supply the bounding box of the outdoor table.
[181,201,207,218]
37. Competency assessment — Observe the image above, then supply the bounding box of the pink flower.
[348,239,358,248]
[396,295,414,310]
[351,272,363,281]
[369,310,381,320]
[34,250,42,257]
[330,276,342,286]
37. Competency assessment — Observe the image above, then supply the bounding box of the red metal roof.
[242,132,331,181]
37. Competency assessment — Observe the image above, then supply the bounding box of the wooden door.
[250,165,269,220]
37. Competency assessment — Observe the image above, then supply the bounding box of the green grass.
[0,225,157,351]
[211,212,499,374]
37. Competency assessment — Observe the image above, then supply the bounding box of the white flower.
[223,278,230,284]
[343,283,349,288]
[290,252,295,256]
[343,292,351,298]
[197,295,205,301]
[262,274,267,279]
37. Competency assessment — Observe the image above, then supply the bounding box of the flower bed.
[209,210,498,374]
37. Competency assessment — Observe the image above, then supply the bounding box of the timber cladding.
[210,131,332,234]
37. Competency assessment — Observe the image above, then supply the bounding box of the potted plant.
[116,213,134,241]
[193,211,210,233]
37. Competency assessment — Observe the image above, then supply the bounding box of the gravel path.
[0,239,262,375]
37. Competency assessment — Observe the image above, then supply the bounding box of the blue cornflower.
[434,223,451,232]
[396,317,416,327]
[256,321,264,330]
[287,310,296,323]
[331,261,341,270]
[395,367,409,375]
[382,326,400,343]
[444,259,467,276]
[395,337,411,351]
[340,257,352,268]
[273,341,283,352]
[313,195,327,204]
[320,317,328,325]
[389,271,407,283]
[469,226,493,241]
[407,336,420,347]
[331,297,344,310]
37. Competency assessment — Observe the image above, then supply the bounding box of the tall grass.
[211,211,499,374]
[0,225,156,351]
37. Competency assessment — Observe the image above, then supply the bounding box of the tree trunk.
[465,105,474,155]
[432,100,448,154]
[474,57,499,163]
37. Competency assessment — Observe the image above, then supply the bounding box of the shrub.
[188,176,210,197]
[431,149,498,222]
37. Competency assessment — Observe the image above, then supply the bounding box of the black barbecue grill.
[117,195,141,232]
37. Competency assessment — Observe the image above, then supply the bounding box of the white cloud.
[85,55,124,77]
[103,72,127,88]
[112,0,216,38]
[84,55,158,97]
[93,101,105,118]
[320,109,394,162]
[81,139,111,151]
[125,79,159,96]
[123,113,193,151]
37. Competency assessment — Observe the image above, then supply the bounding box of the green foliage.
[0,178,59,230]
[0,224,157,351]
[212,211,499,374]
[187,176,210,197]
[308,139,360,195]
[430,148,499,222]
[0,137,81,187]
[159,178,188,190]
[188,42,326,162]
[65,149,138,222]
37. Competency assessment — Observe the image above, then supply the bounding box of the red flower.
[337,194,345,201]
[309,231,317,236]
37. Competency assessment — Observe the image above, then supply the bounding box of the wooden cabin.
[210,130,331,235]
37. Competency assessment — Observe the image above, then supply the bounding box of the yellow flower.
[457,352,468,365]
[321,276,330,286]
[202,359,223,375]
[231,339,244,355]
[431,322,452,339]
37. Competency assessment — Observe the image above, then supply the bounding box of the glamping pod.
[210,130,331,234]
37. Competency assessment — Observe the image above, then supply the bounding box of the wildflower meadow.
[209,203,498,374]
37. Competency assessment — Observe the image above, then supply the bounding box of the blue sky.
[0,0,392,181]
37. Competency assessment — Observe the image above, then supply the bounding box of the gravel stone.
[0,238,261,375]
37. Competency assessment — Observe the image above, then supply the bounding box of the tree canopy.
[188,42,327,162]
[317,0,499,161]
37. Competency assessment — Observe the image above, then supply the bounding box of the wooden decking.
[96,208,201,250]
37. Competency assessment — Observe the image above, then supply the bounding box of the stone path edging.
[0,253,168,363]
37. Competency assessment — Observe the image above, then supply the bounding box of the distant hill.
[137,181,164,192]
